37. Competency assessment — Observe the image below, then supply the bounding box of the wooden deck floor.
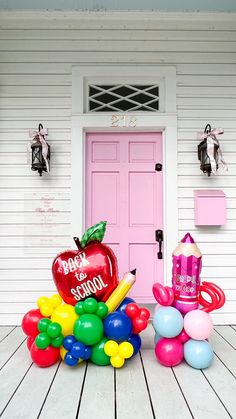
[0,325,236,419]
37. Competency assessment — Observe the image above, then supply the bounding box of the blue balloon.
[153,306,183,338]
[83,346,92,360]
[71,341,85,359]
[117,297,135,314]
[104,312,132,342]
[127,334,142,356]
[184,339,214,369]
[63,335,77,350]
[64,352,78,366]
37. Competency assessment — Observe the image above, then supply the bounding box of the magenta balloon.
[177,329,190,344]
[152,283,174,306]
[155,338,184,367]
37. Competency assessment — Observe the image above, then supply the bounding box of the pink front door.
[85,132,163,303]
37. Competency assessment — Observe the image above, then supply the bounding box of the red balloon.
[52,242,118,305]
[132,316,148,334]
[27,336,35,351]
[139,308,150,320]
[152,283,174,306]
[125,303,140,319]
[155,338,184,367]
[177,329,190,344]
[21,309,43,337]
[30,342,60,367]
[200,282,226,313]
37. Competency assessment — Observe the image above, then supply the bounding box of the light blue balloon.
[153,306,183,338]
[184,339,214,369]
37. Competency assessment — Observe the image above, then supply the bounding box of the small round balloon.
[63,335,77,351]
[74,314,104,346]
[47,322,62,339]
[177,329,190,344]
[118,342,134,359]
[184,310,213,340]
[127,334,142,356]
[64,352,79,367]
[35,332,51,349]
[38,318,51,333]
[155,338,184,367]
[71,341,86,359]
[117,298,135,314]
[83,297,98,314]
[104,340,119,357]
[90,337,110,366]
[111,355,125,368]
[153,307,183,338]
[104,312,132,342]
[184,339,214,369]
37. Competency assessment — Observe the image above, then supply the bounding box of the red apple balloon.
[52,221,119,305]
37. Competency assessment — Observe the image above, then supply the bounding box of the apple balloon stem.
[73,237,82,251]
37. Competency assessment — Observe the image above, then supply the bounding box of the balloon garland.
[152,233,226,369]
[21,222,150,369]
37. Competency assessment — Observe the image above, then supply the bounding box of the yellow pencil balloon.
[105,269,136,313]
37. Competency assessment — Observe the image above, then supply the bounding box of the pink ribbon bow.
[29,126,50,173]
[197,127,227,175]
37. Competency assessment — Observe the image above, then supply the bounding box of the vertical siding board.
[0,12,235,324]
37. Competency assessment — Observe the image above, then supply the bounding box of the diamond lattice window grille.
[88,84,159,112]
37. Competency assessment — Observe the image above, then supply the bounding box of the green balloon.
[83,297,98,314]
[37,318,51,333]
[90,337,110,366]
[47,322,62,338]
[35,332,51,349]
[96,302,108,319]
[74,313,103,346]
[51,334,64,348]
[75,302,84,315]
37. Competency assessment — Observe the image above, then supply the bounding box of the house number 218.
[111,115,137,128]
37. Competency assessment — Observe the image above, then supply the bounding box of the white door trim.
[72,65,177,286]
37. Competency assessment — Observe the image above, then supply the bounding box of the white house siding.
[0,11,235,324]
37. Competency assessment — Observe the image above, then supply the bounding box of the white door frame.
[72,65,178,285]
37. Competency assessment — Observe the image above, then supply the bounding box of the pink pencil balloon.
[172,233,202,314]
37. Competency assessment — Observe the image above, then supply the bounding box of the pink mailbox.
[194,189,226,226]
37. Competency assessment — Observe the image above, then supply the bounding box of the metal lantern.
[31,123,50,176]
[197,124,219,177]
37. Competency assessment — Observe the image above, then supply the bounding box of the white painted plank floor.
[0,325,236,419]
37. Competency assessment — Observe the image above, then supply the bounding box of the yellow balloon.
[37,296,49,308]
[104,340,119,357]
[60,346,67,360]
[111,355,125,369]
[40,302,54,317]
[50,294,62,308]
[118,342,134,359]
[51,304,78,335]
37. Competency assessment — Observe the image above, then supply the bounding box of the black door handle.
[155,229,163,259]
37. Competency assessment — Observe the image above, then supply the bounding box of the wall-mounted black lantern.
[197,124,219,177]
[31,123,50,176]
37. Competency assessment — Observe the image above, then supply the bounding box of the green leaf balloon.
[80,221,107,248]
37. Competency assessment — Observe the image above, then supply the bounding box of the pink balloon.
[152,283,174,306]
[155,338,184,367]
[184,310,213,340]
[177,329,190,344]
